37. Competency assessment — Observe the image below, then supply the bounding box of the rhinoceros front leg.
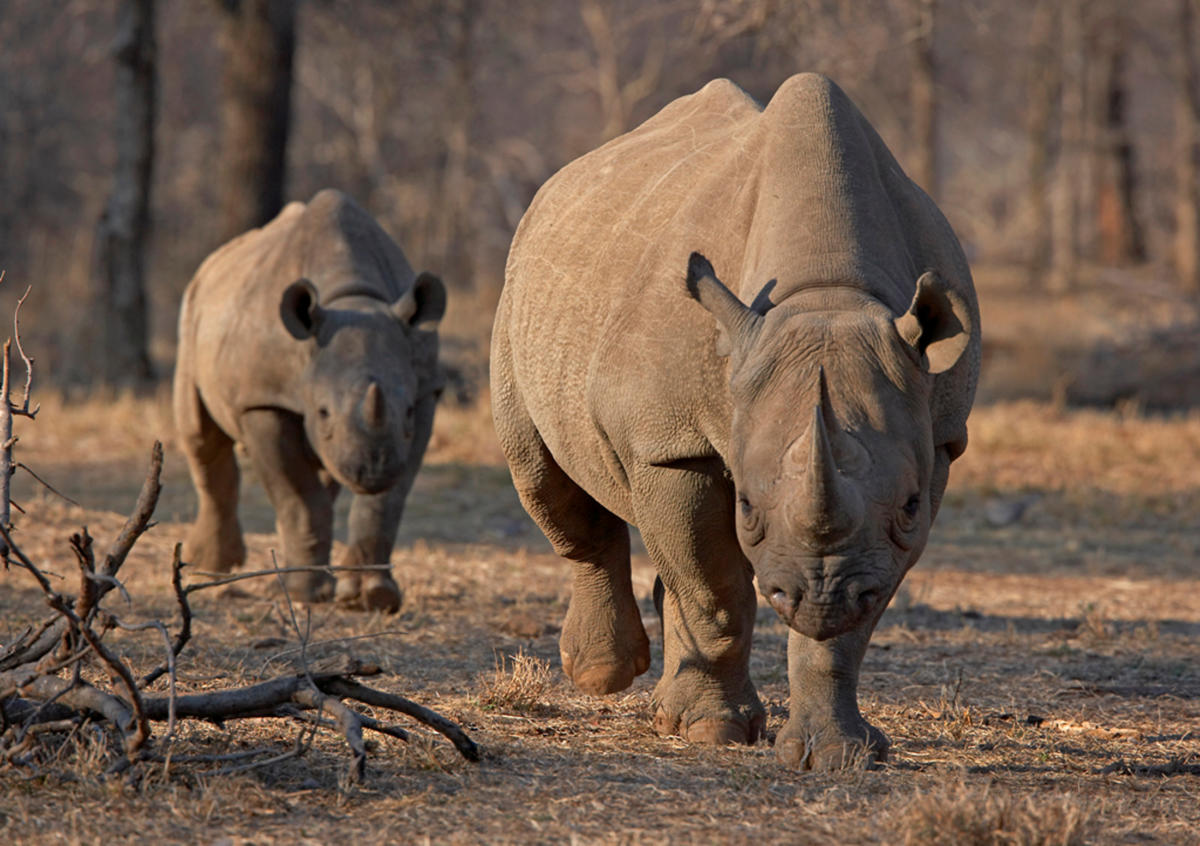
[176,389,246,574]
[334,390,436,612]
[633,463,763,745]
[776,604,889,770]
[240,408,336,603]
[334,488,405,613]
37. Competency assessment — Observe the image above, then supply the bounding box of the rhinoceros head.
[685,252,970,640]
[279,272,445,495]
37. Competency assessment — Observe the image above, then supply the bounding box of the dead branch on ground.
[0,443,479,783]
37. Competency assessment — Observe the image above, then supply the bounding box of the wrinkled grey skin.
[174,189,445,612]
[492,74,979,768]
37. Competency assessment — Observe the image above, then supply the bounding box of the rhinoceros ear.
[684,252,767,357]
[894,271,971,374]
[392,272,446,330]
[280,278,324,340]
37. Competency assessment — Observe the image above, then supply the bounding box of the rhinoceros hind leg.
[494,384,648,694]
[559,525,651,695]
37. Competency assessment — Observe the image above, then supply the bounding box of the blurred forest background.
[1,0,1199,407]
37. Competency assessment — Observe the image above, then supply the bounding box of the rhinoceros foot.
[559,597,650,695]
[362,574,403,614]
[280,568,336,604]
[184,522,246,574]
[651,677,764,745]
[774,715,889,770]
[334,572,403,614]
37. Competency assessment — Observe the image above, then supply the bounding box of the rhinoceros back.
[499,80,769,513]
[497,74,979,513]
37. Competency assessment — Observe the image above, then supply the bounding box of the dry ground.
[0,387,1196,845]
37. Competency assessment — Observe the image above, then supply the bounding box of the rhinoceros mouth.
[346,477,394,496]
[765,587,883,641]
[787,611,865,641]
[324,458,403,495]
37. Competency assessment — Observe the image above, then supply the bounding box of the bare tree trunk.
[214,0,297,241]
[429,0,477,290]
[1094,16,1145,265]
[579,0,664,144]
[95,0,155,385]
[0,90,8,263]
[1026,0,1058,280]
[910,0,939,200]
[1176,0,1200,294]
[1051,0,1085,291]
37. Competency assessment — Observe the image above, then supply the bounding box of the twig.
[71,529,99,622]
[0,434,479,780]
[140,545,191,689]
[319,677,480,761]
[353,712,409,743]
[292,686,367,782]
[111,616,177,743]
[0,643,95,702]
[10,285,37,419]
[1,340,14,558]
[0,524,54,594]
[45,595,149,756]
[271,550,314,685]
[0,444,163,672]
[15,463,78,506]
[185,563,389,594]
[22,719,80,735]
[16,675,132,729]
[82,571,132,608]
[100,440,162,578]
[211,727,316,777]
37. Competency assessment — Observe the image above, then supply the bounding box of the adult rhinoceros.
[175,189,445,613]
[491,74,979,768]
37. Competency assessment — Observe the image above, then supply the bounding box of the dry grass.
[954,400,1200,499]
[894,781,1091,846]
[475,650,555,714]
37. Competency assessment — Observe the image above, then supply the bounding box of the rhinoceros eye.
[892,493,921,547]
[737,493,765,546]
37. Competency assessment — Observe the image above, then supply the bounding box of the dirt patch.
[1,395,1197,843]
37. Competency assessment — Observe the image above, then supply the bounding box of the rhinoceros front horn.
[786,371,864,544]
[363,381,386,430]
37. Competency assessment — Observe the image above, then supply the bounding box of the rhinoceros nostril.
[768,587,800,622]
[851,587,880,613]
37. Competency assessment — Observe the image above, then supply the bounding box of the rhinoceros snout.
[761,572,884,640]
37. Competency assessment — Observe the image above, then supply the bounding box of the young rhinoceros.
[492,74,979,768]
[175,189,445,612]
